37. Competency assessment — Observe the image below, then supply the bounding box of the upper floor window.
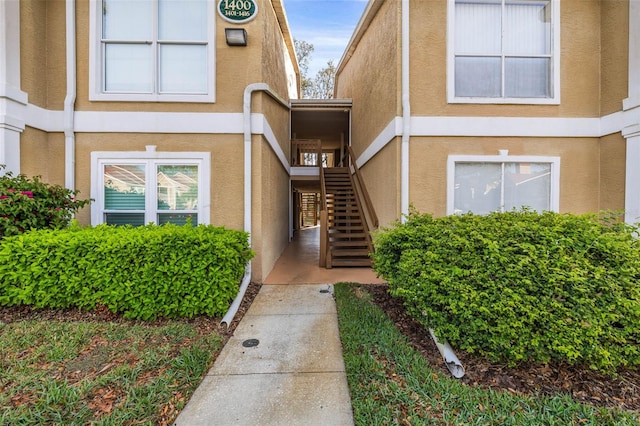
[90,0,215,103]
[447,154,560,215]
[447,0,560,104]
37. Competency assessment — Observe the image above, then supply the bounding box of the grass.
[334,283,640,426]
[0,317,223,425]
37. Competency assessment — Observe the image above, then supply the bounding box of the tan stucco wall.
[360,138,401,229]
[21,0,66,109]
[20,128,66,186]
[599,133,626,212]
[252,137,290,281]
[408,137,602,217]
[73,0,267,113]
[600,0,629,116]
[73,133,245,229]
[18,0,297,282]
[335,0,400,157]
[410,0,604,118]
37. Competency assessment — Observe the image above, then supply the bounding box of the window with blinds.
[448,155,560,214]
[449,0,559,103]
[101,162,200,226]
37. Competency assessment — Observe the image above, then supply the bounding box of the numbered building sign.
[218,0,258,23]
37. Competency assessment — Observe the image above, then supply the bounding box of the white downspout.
[64,0,76,191]
[221,83,290,327]
[400,0,410,221]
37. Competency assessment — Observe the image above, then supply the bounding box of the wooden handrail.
[319,142,329,267]
[291,139,322,166]
[347,146,379,229]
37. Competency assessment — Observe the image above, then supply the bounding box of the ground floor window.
[447,154,560,215]
[91,150,210,226]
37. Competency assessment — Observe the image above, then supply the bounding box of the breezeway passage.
[174,227,385,425]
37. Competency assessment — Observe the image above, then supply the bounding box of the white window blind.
[447,155,560,215]
[102,162,199,226]
[91,0,214,102]
[452,0,555,101]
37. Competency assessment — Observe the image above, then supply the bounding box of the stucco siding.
[408,137,601,217]
[20,0,48,109]
[411,0,603,118]
[255,138,290,281]
[20,127,66,186]
[599,133,626,212]
[600,0,629,116]
[74,0,264,113]
[335,0,399,158]
[361,137,400,229]
[73,133,245,230]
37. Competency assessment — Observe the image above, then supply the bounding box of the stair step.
[330,248,371,256]
[321,167,374,268]
[329,225,365,231]
[331,258,372,267]
[329,242,370,249]
[329,232,367,239]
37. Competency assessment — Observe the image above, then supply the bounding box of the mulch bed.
[0,281,263,342]
[364,283,640,413]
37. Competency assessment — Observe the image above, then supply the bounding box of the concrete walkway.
[174,227,385,425]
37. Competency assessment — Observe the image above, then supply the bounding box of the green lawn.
[2,284,638,425]
[0,316,222,425]
[335,283,640,426]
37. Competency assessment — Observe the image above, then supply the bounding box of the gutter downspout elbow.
[64,0,76,191]
[429,329,465,378]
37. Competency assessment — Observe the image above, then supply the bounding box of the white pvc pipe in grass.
[429,328,465,378]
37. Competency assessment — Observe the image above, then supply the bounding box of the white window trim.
[446,0,561,105]
[91,148,211,225]
[88,0,216,103]
[446,153,560,215]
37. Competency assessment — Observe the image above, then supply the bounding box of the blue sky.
[282,0,368,76]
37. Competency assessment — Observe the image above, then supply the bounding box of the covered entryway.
[289,100,378,268]
[264,226,385,284]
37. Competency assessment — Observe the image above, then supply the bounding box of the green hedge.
[0,223,254,320]
[372,210,640,373]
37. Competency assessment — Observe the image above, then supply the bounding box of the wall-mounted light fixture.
[225,28,248,46]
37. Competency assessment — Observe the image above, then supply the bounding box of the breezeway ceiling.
[290,99,351,150]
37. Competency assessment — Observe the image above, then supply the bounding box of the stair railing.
[347,146,379,233]
[319,142,330,267]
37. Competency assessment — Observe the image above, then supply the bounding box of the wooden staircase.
[322,167,373,267]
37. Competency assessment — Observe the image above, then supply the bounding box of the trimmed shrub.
[0,169,91,238]
[372,209,640,373]
[0,223,253,320]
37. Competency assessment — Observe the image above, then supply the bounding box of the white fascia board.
[259,114,291,174]
[290,167,319,177]
[24,104,63,132]
[356,117,403,168]
[75,111,244,133]
[601,111,625,137]
[623,104,640,138]
[411,116,602,138]
[0,95,26,131]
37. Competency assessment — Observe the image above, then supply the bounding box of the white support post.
[0,0,27,175]
[624,1,640,225]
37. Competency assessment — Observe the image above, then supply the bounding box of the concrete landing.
[173,284,354,426]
